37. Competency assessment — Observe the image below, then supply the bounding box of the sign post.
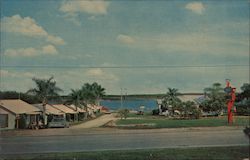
[224,80,236,124]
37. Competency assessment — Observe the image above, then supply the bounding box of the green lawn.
[3,146,249,160]
[116,116,249,128]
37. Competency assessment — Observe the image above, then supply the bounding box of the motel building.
[0,99,41,130]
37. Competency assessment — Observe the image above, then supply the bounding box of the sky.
[0,0,249,95]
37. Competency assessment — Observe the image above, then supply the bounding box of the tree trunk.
[83,105,88,119]
[96,97,100,106]
[75,104,79,121]
[42,98,47,126]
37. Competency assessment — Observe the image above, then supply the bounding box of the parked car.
[136,110,144,115]
[48,118,69,128]
[201,111,219,117]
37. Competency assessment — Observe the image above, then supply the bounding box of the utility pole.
[120,88,123,109]
[120,88,127,109]
[124,88,127,108]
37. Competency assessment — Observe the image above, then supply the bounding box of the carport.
[52,104,78,122]
[33,104,65,124]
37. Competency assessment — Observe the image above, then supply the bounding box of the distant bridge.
[61,93,204,102]
[102,94,165,100]
[102,93,204,101]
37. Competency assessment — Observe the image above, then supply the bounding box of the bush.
[236,105,250,116]
[118,109,130,119]
[181,101,201,119]
[152,109,160,115]
[236,99,250,116]
[192,109,202,119]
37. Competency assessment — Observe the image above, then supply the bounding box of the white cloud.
[4,45,58,57]
[86,68,119,81]
[23,72,36,78]
[64,14,81,26]
[117,34,136,44]
[0,70,11,77]
[0,70,41,92]
[185,2,205,14]
[4,47,38,57]
[1,66,248,94]
[42,45,58,55]
[60,1,109,25]
[86,68,103,76]
[60,1,109,15]
[52,68,120,93]
[0,70,35,78]
[162,34,247,56]
[1,14,65,45]
[1,15,47,36]
[47,35,65,45]
[88,16,97,20]
[124,33,248,57]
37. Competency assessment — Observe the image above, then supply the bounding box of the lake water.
[100,99,158,111]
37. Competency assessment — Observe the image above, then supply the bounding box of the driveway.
[71,113,117,129]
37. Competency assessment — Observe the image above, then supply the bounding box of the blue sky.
[0,0,249,95]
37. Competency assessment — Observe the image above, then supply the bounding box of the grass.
[2,146,249,160]
[115,116,250,129]
[126,112,153,118]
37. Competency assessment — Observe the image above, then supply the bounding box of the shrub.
[236,99,250,116]
[192,108,202,119]
[152,109,160,115]
[118,109,130,119]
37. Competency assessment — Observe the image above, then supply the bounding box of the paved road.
[0,127,249,157]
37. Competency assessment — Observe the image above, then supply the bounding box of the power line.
[0,64,249,69]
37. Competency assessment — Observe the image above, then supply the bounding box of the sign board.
[224,87,232,93]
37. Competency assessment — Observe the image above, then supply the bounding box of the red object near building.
[225,80,236,124]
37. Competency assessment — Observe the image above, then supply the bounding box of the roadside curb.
[0,126,245,138]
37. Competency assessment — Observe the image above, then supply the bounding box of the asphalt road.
[0,127,249,157]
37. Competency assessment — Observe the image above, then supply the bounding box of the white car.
[48,118,69,128]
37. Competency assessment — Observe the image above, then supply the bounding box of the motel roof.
[52,104,77,114]
[33,104,65,115]
[67,104,86,113]
[0,99,41,115]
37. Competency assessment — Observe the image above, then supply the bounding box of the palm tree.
[80,82,105,105]
[27,76,62,125]
[162,88,181,115]
[67,89,82,111]
[91,82,105,106]
[68,88,93,119]
[81,83,95,105]
[67,82,105,118]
